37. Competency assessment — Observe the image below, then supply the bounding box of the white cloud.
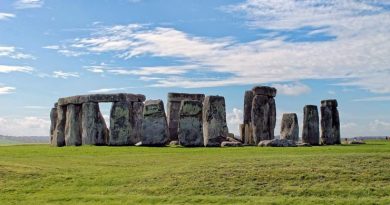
[369,119,390,131]
[0,12,15,20]
[43,45,60,50]
[59,0,390,92]
[226,108,243,136]
[0,46,35,59]
[0,65,34,73]
[354,96,390,102]
[23,106,48,109]
[0,86,16,95]
[341,122,358,129]
[0,116,50,136]
[88,87,134,93]
[272,82,311,96]
[108,65,198,76]
[14,0,44,9]
[57,49,87,57]
[52,71,80,79]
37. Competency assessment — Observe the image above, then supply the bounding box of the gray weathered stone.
[178,100,203,147]
[280,113,299,142]
[243,90,254,124]
[302,105,319,145]
[109,101,132,146]
[131,101,144,143]
[252,86,277,97]
[52,105,66,147]
[65,104,82,146]
[320,99,340,145]
[141,100,169,146]
[244,124,254,145]
[203,96,229,147]
[251,94,274,143]
[258,139,297,147]
[221,141,243,147]
[81,102,109,145]
[50,106,57,144]
[239,124,245,142]
[58,93,145,106]
[167,93,204,141]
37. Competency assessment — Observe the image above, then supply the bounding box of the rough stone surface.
[252,86,277,97]
[321,99,340,145]
[302,105,319,145]
[167,92,204,141]
[141,100,169,146]
[65,104,82,146]
[221,141,243,147]
[258,139,297,147]
[169,140,179,146]
[243,90,254,124]
[251,94,276,144]
[280,113,299,142]
[58,93,146,106]
[203,96,229,147]
[131,101,144,143]
[52,105,66,147]
[81,102,109,145]
[244,124,254,145]
[239,124,245,142]
[178,100,203,147]
[109,101,132,146]
[50,107,57,144]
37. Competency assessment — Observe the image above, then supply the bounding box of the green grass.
[0,140,389,205]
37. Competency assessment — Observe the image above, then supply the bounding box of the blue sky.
[1,0,390,137]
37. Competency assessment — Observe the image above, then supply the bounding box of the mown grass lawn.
[0,140,389,205]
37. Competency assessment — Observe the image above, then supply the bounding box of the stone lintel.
[167,92,205,102]
[252,86,277,97]
[58,93,146,106]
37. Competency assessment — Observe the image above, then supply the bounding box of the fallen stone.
[221,141,243,147]
[141,99,169,146]
[203,96,229,147]
[302,105,320,145]
[65,104,82,146]
[258,139,297,147]
[348,140,366,144]
[135,141,142,146]
[169,140,179,146]
[178,100,204,147]
[297,143,312,147]
[226,136,241,143]
[280,113,299,142]
[81,102,109,145]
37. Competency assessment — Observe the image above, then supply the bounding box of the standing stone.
[251,86,277,144]
[178,100,203,147]
[244,124,254,145]
[109,101,132,146]
[203,96,229,147]
[131,101,144,143]
[141,100,169,146]
[239,124,245,142]
[52,104,66,147]
[81,102,109,145]
[243,90,254,124]
[50,105,57,144]
[167,93,205,141]
[321,99,340,145]
[65,104,82,146]
[280,113,299,142]
[302,105,319,145]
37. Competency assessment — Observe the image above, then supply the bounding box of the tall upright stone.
[251,86,277,144]
[203,96,229,147]
[167,93,205,141]
[141,100,169,146]
[109,101,132,146]
[178,100,203,147]
[52,105,66,147]
[243,90,254,124]
[50,104,57,144]
[65,104,82,146]
[302,105,319,145]
[131,101,144,143]
[320,99,340,145]
[280,113,299,142]
[81,102,109,145]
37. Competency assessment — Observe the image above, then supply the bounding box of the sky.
[0,0,390,137]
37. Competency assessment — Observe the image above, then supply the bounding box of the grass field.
[0,140,389,205]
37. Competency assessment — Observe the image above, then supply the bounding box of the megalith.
[243,90,254,124]
[81,102,109,145]
[251,86,277,144]
[178,100,203,147]
[280,113,299,142]
[141,100,169,146]
[50,104,57,144]
[167,93,204,141]
[131,101,144,144]
[52,104,66,147]
[65,104,82,146]
[320,99,340,145]
[109,101,132,146]
[203,96,229,147]
[302,105,319,145]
